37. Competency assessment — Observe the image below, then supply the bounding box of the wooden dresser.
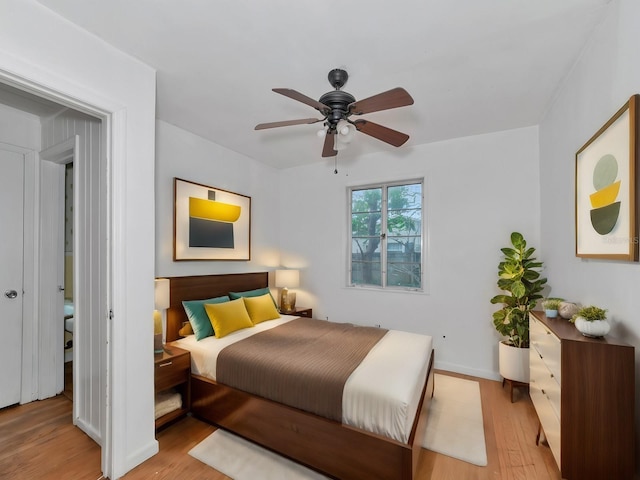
[529,310,634,480]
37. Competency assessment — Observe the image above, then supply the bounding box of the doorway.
[0,82,107,465]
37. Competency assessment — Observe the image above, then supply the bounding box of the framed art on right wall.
[575,94,639,261]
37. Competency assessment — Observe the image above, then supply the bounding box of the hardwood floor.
[0,371,561,480]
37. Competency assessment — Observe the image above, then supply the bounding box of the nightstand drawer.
[155,352,190,393]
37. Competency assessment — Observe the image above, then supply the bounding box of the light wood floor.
[0,371,561,480]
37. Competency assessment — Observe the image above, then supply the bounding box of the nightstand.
[154,345,191,430]
[283,307,312,318]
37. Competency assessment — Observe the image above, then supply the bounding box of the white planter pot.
[499,341,530,383]
[574,317,610,338]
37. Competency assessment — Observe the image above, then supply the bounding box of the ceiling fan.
[255,69,414,158]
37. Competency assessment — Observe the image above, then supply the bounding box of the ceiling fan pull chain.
[334,156,338,174]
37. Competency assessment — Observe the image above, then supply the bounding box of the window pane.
[351,261,382,286]
[388,184,421,210]
[351,212,381,236]
[387,209,421,236]
[352,188,382,213]
[386,236,421,257]
[352,238,381,261]
[387,262,421,288]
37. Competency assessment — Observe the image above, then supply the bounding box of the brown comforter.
[216,318,388,421]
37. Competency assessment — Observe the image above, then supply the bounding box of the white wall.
[538,0,640,466]
[0,103,41,149]
[0,1,157,478]
[278,126,540,379]
[155,120,282,276]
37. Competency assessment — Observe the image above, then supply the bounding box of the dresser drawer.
[530,315,562,381]
[530,379,561,467]
[155,352,190,393]
[530,346,561,419]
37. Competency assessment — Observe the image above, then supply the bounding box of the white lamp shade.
[154,278,170,310]
[335,120,355,151]
[275,269,300,288]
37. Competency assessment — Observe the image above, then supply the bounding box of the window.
[349,179,423,290]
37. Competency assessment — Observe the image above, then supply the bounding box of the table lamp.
[154,278,170,354]
[275,269,299,314]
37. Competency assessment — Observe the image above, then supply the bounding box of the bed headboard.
[165,272,269,342]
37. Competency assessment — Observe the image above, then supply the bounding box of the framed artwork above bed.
[174,177,251,261]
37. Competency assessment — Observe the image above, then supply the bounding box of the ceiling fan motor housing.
[319,90,355,129]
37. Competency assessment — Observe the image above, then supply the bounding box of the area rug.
[189,429,329,480]
[189,373,487,479]
[422,373,487,466]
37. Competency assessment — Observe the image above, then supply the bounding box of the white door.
[0,148,24,409]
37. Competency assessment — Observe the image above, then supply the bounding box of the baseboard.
[118,439,159,480]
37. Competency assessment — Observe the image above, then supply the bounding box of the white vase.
[574,317,610,338]
[498,341,530,383]
[544,309,558,318]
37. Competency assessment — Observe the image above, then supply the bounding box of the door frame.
[0,66,123,479]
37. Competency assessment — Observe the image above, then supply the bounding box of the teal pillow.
[182,295,230,340]
[229,287,277,308]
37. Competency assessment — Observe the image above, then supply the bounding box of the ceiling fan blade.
[255,118,324,130]
[349,87,414,115]
[353,119,410,147]
[273,88,330,114]
[322,130,337,157]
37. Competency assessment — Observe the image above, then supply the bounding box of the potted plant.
[571,305,610,337]
[541,298,563,318]
[490,232,547,383]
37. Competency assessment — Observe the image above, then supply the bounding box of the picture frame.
[174,177,251,261]
[575,94,639,261]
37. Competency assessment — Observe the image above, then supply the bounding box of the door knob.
[4,290,18,299]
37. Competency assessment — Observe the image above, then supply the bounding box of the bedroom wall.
[538,0,640,467]
[155,120,282,277]
[278,126,541,380]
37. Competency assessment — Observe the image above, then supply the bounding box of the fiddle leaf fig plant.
[490,232,547,348]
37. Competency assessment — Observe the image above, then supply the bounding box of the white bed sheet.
[173,315,432,443]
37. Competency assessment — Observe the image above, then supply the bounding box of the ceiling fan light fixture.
[335,120,355,151]
[316,127,327,138]
[336,119,355,147]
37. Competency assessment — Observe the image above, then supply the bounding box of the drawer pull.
[541,389,546,395]
[159,361,173,367]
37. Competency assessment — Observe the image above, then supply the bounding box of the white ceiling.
[37,0,612,169]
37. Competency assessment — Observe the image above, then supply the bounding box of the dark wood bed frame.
[166,272,435,480]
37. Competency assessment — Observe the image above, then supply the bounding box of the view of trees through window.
[350,180,423,289]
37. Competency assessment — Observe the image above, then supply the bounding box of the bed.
[165,272,434,480]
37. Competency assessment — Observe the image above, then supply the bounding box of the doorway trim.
[0,62,123,479]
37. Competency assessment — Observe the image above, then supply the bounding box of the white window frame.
[347,178,425,292]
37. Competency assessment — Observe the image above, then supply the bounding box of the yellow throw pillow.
[243,293,281,325]
[204,298,253,338]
